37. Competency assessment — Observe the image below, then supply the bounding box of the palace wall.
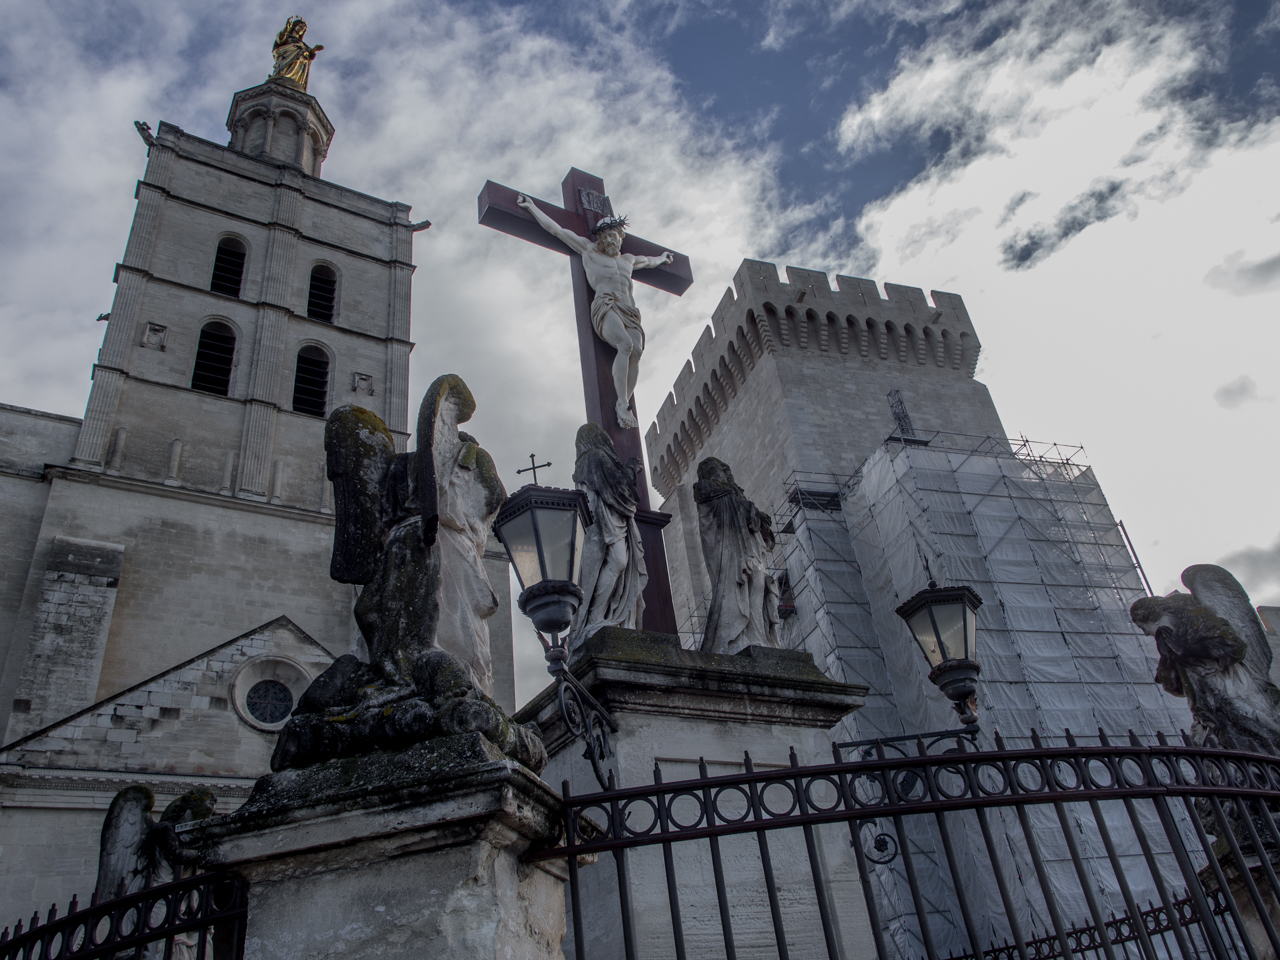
[645,259,1007,626]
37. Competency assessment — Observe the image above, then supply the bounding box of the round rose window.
[245,679,294,724]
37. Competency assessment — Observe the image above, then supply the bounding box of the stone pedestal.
[189,733,566,960]
[515,629,873,960]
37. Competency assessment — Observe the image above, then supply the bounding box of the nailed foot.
[615,401,638,430]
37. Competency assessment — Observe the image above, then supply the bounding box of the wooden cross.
[478,168,693,633]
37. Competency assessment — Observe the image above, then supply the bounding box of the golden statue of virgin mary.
[270,17,323,91]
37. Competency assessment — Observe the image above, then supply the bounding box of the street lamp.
[494,483,618,788]
[895,581,983,725]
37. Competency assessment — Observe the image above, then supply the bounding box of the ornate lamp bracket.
[536,629,619,790]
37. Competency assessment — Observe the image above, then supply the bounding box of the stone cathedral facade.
[0,77,513,909]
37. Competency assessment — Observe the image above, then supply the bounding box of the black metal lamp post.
[895,581,983,725]
[494,484,618,788]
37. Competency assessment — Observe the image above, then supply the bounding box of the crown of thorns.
[590,216,629,236]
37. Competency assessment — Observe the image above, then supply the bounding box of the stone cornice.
[154,122,411,232]
[109,266,415,350]
[226,80,334,141]
[0,764,257,806]
[44,464,338,526]
[127,184,415,270]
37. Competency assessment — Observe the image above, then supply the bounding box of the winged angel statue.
[270,375,546,774]
[1131,564,1280,755]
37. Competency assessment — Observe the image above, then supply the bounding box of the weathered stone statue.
[271,375,544,774]
[424,376,507,696]
[1131,564,1280,754]
[567,423,646,651]
[270,17,323,91]
[515,196,673,430]
[695,457,781,655]
[95,786,216,900]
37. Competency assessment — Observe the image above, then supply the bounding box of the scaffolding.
[769,432,1195,960]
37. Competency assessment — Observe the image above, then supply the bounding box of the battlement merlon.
[644,258,985,497]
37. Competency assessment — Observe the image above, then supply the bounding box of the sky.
[2,0,1279,705]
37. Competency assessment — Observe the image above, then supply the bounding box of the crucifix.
[478,168,693,633]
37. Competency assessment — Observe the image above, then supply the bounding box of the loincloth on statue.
[590,293,645,349]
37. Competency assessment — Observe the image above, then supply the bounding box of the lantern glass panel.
[534,507,579,582]
[931,600,969,661]
[571,515,586,584]
[499,510,541,589]
[964,605,977,660]
[907,608,942,667]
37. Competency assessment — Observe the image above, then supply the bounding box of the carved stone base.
[188,733,566,960]
[516,628,871,960]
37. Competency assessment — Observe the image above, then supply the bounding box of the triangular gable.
[0,617,335,778]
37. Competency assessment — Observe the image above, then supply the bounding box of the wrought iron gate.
[524,729,1280,960]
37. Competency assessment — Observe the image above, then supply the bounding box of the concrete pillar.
[515,629,873,960]
[190,732,567,960]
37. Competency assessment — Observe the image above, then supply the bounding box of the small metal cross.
[516,453,551,485]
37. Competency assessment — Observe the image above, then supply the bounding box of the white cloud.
[824,0,1280,620]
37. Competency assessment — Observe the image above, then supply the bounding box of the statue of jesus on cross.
[516,195,674,430]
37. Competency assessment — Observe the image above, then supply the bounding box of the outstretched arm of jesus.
[630,251,675,269]
[516,195,590,254]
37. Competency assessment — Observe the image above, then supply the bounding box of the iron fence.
[1,872,247,960]
[526,728,1280,960]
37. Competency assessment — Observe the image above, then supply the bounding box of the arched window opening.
[210,238,246,298]
[292,345,330,417]
[190,321,236,396]
[307,265,337,322]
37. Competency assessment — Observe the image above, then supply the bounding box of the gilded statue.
[270,17,323,91]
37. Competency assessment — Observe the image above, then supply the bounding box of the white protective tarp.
[774,441,1197,960]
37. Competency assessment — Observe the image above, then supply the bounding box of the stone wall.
[0,617,330,921]
[645,259,1006,635]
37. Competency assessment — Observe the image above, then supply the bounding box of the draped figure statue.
[1131,564,1280,754]
[567,423,646,652]
[695,458,781,655]
[422,376,507,696]
[270,17,323,91]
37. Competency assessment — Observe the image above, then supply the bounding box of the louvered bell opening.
[292,346,330,417]
[209,240,246,298]
[190,322,236,396]
[307,266,337,322]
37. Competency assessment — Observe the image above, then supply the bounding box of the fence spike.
[68,895,78,915]
[1098,728,1110,746]
[1030,729,1043,748]
[994,730,1006,750]
[13,921,22,937]
[90,891,99,908]
[1064,728,1077,747]
[2,926,9,943]
[29,911,38,931]
[1155,730,1169,746]
[1127,729,1140,746]
[46,904,56,924]
[788,746,799,768]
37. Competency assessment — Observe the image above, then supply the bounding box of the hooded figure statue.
[695,457,780,655]
[567,423,646,652]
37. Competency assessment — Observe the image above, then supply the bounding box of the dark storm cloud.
[1220,533,1280,604]
[998,178,1130,270]
[1205,249,1280,294]
[996,190,1037,227]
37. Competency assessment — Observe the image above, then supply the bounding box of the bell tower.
[0,30,455,743]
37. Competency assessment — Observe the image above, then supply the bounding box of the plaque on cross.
[478,168,693,633]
